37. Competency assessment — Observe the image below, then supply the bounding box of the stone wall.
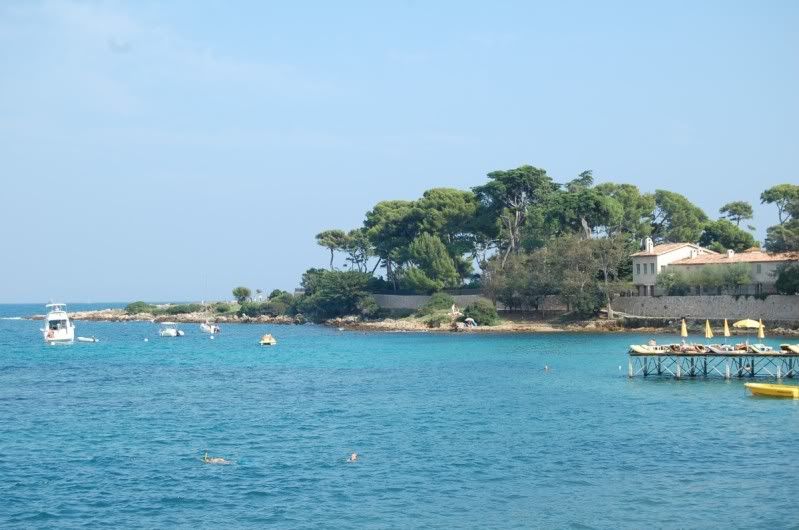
[372,293,567,312]
[373,294,487,310]
[613,295,799,323]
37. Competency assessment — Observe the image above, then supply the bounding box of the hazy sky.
[1,0,797,303]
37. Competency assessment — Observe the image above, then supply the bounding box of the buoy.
[210,335,215,340]
[144,338,149,342]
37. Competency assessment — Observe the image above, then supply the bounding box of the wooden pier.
[628,351,799,379]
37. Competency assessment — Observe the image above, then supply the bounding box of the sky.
[0,0,797,303]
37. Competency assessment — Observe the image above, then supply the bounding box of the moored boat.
[748,343,775,354]
[41,303,75,344]
[200,321,221,334]
[780,344,799,354]
[745,383,799,399]
[159,322,185,337]
[706,344,748,354]
[259,333,277,346]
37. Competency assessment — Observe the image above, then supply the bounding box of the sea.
[1,303,797,529]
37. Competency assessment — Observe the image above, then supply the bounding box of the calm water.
[1,304,798,529]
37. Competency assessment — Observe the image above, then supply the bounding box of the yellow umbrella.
[723,319,731,337]
[758,320,765,340]
[733,319,761,329]
[680,319,688,338]
[704,320,713,340]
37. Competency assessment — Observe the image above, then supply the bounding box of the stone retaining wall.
[613,295,799,323]
[373,293,567,312]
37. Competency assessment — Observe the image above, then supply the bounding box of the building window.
[649,285,655,296]
[756,263,762,274]
[636,263,641,275]
[650,263,655,274]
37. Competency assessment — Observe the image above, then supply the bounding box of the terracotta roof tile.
[631,242,712,257]
[670,251,799,265]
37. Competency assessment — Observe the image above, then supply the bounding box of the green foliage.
[232,286,251,304]
[699,219,757,253]
[298,269,374,321]
[775,263,799,295]
[125,301,157,314]
[421,310,453,328]
[462,299,499,326]
[473,165,558,256]
[408,233,460,288]
[402,267,443,293]
[416,292,456,316]
[761,184,799,224]
[593,183,655,240]
[764,220,799,252]
[161,304,203,315]
[269,289,288,299]
[719,201,753,226]
[356,295,380,319]
[214,303,231,314]
[656,264,753,294]
[651,190,708,243]
[315,229,349,269]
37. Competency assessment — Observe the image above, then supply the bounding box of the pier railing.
[628,351,798,379]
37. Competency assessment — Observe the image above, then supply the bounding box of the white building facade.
[631,238,715,296]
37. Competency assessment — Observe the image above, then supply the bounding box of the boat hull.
[745,383,799,399]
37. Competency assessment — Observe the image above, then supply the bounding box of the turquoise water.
[1,304,798,528]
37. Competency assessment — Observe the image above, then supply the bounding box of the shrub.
[232,286,251,304]
[162,303,203,315]
[775,263,799,294]
[421,310,453,328]
[416,292,456,316]
[125,301,156,315]
[463,299,499,326]
[297,270,373,322]
[357,295,380,319]
[214,303,231,314]
[238,301,285,317]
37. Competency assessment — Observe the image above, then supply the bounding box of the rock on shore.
[28,309,304,325]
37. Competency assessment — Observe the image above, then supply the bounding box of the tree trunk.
[329,249,334,270]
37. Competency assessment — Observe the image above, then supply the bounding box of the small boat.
[200,322,221,334]
[745,383,799,399]
[780,344,799,354]
[259,333,277,346]
[158,322,185,337]
[77,336,99,343]
[41,303,75,344]
[748,343,774,354]
[629,344,670,354]
[706,344,748,354]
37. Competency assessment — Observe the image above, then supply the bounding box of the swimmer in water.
[203,451,232,465]
[347,452,358,463]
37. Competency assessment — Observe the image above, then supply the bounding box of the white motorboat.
[200,321,220,334]
[41,303,75,344]
[158,322,185,337]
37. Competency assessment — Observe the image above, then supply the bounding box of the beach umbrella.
[704,320,713,340]
[723,319,731,337]
[732,319,760,329]
[680,319,688,338]
[758,320,765,340]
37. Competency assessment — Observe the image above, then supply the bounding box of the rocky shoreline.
[28,309,303,325]
[26,309,799,336]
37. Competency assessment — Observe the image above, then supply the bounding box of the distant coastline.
[24,307,799,336]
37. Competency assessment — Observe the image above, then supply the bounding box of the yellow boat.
[745,383,799,399]
[259,333,277,346]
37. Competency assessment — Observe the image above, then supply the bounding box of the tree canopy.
[719,201,753,226]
